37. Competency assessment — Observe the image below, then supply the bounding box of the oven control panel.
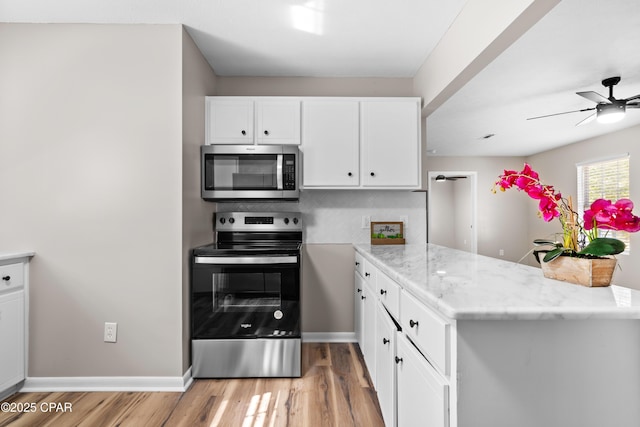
[215,212,302,231]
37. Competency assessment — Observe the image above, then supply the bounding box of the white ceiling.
[427,0,640,156]
[0,0,466,77]
[3,0,639,156]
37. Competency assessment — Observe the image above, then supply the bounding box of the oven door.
[191,254,300,339]
[201,145,298,201]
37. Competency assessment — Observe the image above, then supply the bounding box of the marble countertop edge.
[0,251,35,262]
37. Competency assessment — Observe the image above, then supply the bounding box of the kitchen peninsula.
[354,243,640,427]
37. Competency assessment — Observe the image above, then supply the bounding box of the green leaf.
[543,247,565,262]
[533,239,561,247]
[578,238,625,257]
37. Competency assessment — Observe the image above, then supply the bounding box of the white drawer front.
[401,291,449,376]
[355,252,364,277]
[377,271,400,321]
[0,263,24,293]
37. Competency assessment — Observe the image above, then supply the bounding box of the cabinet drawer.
[0,263,24,293]
[355,252,364,277]
[401,291,449,376]
[377,271,400,321]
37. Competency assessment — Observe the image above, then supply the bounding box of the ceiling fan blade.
[626,102,640,108]
[576,91,610,104]
[624,94,640,102]
[527,107,595,120]
[576,113,596,126]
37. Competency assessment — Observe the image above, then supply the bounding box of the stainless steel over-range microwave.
[201,145,299,202]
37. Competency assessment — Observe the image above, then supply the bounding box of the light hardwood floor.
[0,343,384,427]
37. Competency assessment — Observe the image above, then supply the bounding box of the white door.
[354,272,365,348]
[206,98,254,145]
[396,335,449,427]
[301,100,360,186]
[362,279,376,387]
[256,99,301,145]
[361,100,420,187]
[376,302,398,427]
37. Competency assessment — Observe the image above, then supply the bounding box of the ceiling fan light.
[596,103,626,124]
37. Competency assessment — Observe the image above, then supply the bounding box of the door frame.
[427,171,478,254]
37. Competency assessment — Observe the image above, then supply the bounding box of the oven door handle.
[277,154,283,190]
[194,256,298,265]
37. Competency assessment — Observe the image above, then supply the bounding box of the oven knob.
[274,310,283,320]
[293,218,299,225]
[228,217,235,224]
[219,217,226,224]
[284,218,289,225]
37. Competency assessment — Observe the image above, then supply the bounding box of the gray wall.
[0,23,217,377]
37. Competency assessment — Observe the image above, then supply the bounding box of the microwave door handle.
[277,154,283,190]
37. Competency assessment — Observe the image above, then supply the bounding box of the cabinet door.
[354,272,365,348]
[256,99,301,145]
[396,335,449,427]
[376,302,398,427]
[301,100,360,187]
[206,98,254,145]
[361,100,420,187]
[0,291,24,391]
[362,279,376,387]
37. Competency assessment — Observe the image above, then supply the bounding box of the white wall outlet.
[104,322,117,343]
[362,215,371,229]
[400,215,409,227]
[499,249,505,256]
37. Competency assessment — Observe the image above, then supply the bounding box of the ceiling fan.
[527,76,640,126]
[434,174,467,182]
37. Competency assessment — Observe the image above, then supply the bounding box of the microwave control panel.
[284,154,296,190]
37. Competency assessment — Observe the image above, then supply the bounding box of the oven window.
[205,154,278,190]
[214,272,282,312]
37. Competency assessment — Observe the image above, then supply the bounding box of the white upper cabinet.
[301,100,360,187]
[256,99,301,145]
[206,97,300,145]
[361,99,421,188]
[206,98,254,145]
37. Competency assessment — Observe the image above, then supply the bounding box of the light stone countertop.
[354,243,640,320]
[0,251,35,262]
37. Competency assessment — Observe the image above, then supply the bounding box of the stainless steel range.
[190,212,302,378]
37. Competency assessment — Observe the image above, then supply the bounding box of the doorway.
[427,171,477,253]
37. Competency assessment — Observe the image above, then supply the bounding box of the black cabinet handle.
[370,172,375,177]
[355,261,360,266]
[361,295,366,300]
[348,172,353,177]
[2,276,10,281]
[380,289,387,296]
[264,130,269,135]
[409,319,419,328]
[395,356,403,364]
[383,338,390,345]
[241,130,246,135]
[357,288,362,293]
[365,272,370,277]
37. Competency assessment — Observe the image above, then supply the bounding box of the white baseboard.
[302,332,356,343]
[22,368,193,393]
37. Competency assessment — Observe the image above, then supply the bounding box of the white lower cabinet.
[354,271,365,348]
[0,291,24,392]
[376,302,399,427]
[396,334,449,427]
[361,277,376,387]
[356,258,451,427]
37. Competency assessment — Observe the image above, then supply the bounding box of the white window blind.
[577,154,630,252]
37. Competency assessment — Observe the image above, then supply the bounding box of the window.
[577,154,630,252]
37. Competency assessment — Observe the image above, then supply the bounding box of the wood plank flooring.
[0,343,384,427]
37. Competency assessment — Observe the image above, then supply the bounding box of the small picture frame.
[371,221,406,245]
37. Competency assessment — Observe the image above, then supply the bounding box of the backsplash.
[217,190,427,244]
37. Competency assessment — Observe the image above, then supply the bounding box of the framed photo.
[371,221,406,245]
